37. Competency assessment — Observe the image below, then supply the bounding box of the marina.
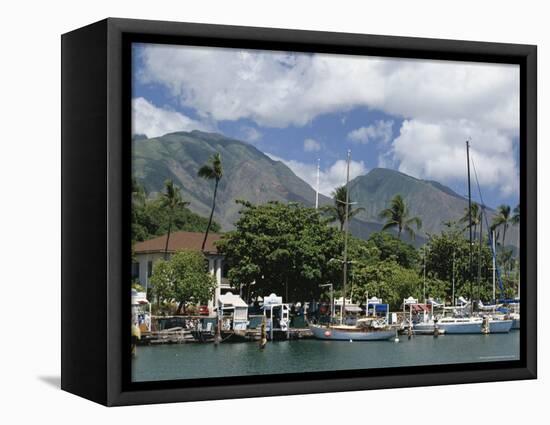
[129,94,522,383]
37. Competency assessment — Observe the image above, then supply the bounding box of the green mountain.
[133,130,333,230]
[133,131,518,248]
[349,168,518,247]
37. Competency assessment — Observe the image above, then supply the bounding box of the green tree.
[323,185,364,231]
[150,250,217,314]
[424,229,494,303]
[352,259,422,309]
[160,180,189,259]
[512,204,520,225]
[198,152,223,251]
[367,231,419,269]
[133,197,220,242]
[379,194,422,240]
[492,204,511,247]
[150,259,175,307]
[459,202,481,237]
[131,179,149,244]
[216,201,344,303]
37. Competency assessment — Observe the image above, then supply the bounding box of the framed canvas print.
[61,18,537,406]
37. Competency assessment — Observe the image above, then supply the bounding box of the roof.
[218,292,248,308]
[134,231,222,255]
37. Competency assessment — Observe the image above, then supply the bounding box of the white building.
[132,231,230,309]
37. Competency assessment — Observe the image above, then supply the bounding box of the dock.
[138,325,314,345]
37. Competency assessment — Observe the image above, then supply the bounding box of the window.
[131,262,140,279]
[147,261,153,277]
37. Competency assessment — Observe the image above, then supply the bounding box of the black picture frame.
[61,17,537,406]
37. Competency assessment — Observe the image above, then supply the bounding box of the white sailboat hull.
[413,322,445,335]
[489,319,513,333]
[309,324,394,341]
[437,319,483,334]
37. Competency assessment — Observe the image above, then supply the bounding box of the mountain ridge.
[133,130,518,248]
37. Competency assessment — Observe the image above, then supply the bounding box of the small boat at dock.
[309,319,395,341]
[309,151,394,342]
[436,316,484,334]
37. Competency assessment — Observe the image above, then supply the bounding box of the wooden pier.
[138,326,314,345]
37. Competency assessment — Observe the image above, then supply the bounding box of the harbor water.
[132,331,519,382]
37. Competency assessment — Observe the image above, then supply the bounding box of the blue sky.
[132,43,520,209]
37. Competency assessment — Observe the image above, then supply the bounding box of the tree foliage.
[198,152,223,250]
[379,194,422,240]
[322,185,365,231]
[492,204,512,247]
[131,181,220,243]
[351,260,422,309]
[367,231,419,269]
[216,201,345,302]
[150,250,217,313]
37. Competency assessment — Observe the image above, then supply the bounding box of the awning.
[410,304,430,313]
[218,292,248,308]
[345,305,363,313]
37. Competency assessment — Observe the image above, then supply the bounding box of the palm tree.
[379,194,422,240]
[459,202,481,238]
[160,179,189,259]
[492,204,511,248]
[512,204,520,225]
[198,152,223,251]
[131,178,147,206]
[323,185,364,231]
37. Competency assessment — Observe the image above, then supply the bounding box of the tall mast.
[341,150,351,324]
[466,139,474,313]
[315,158,320,209]
[477,208,483,301]
[491,230,497,304]
[452,250,456,306]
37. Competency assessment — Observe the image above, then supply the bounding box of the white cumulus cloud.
[240,126,262,143]
[266,154,367,197]
[132,97,210,138]
[135,44,519,198]
[348,120,394,144]
[303,138,321,152]
[390,119,518,197]
[137,44,519,132]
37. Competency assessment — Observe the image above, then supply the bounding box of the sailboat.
[468,146,513,334]
[309,151,394,342]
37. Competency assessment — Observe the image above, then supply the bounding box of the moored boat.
[508,312,520,330]
[487,316,513,333]
[309,151,394,342]
[436,316,483,334]
[309,321,395,341]
[413,321,446,335]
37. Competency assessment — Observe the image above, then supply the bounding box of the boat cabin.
[402,296,435,325]
[365,296,390,322]
[131,289,151,333]
[262,293,290,340]
[334,297,363,325]
[217,292,249,331]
